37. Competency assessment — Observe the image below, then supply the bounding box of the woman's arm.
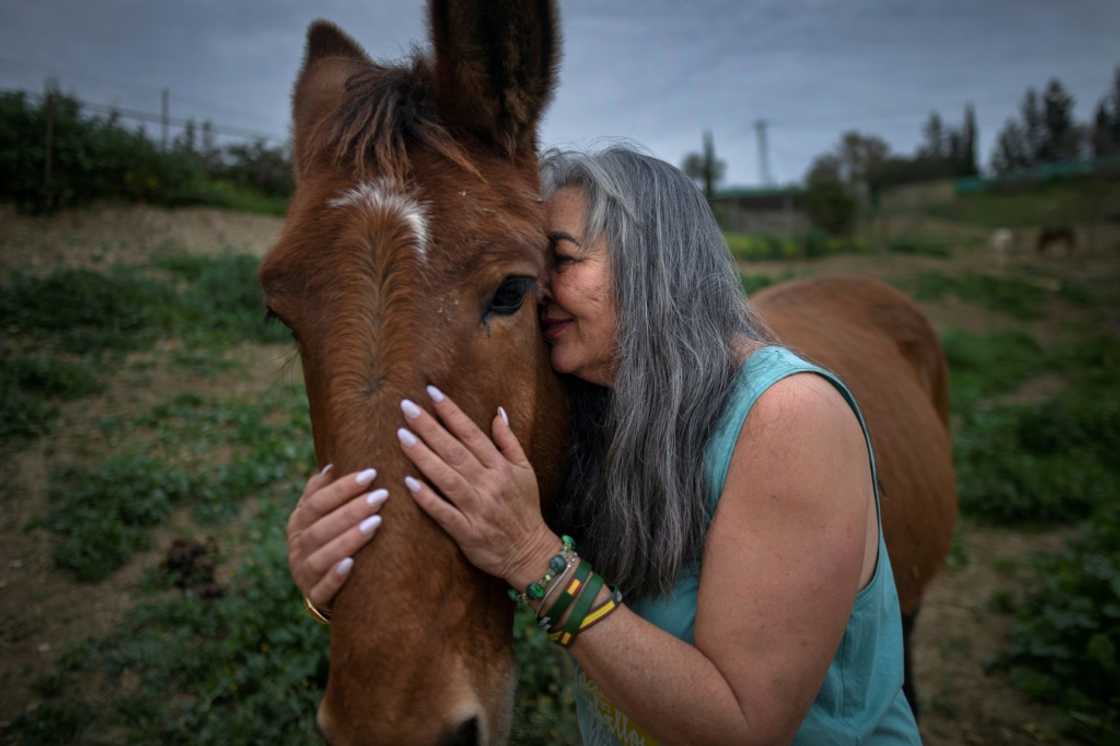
[400,375,875,746]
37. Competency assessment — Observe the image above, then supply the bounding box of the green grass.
[950,332,1120,525]
[0,354,102,440]
[38,384,314,582]
[886,235,952,258]
[994,501,1120,742]
[904,270,1049,320]
[941,329,1045,411]
[926,179,1120,228]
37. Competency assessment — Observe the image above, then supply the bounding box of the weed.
[740,273,776,296]
[941,329,1044,411]
[995,501,1120,742]
[907,271,1047,320]
[0,267,174,354]
[0,354,103,440]
[886,235,952,258]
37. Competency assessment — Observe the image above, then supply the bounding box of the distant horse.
[259,2,955,743]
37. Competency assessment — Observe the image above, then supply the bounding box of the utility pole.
[754,119,772,186]
[161,88,170,151]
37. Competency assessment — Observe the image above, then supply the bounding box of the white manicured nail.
[397,428,417,447]
[320,463,334,476]
[336,557,353,576]
[426,385,445,402]
[400,399,422,419]
[359,515,382,534]
[404,476,422,493]
[498,406,509,426]
[355,468,377,485]
[366,488,389,507]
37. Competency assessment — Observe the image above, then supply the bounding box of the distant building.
[710,186,809,235]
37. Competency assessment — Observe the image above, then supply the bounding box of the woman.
[286,147,920,745]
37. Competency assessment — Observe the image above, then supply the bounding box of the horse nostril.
[440,716,480,746]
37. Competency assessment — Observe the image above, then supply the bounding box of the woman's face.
[541,187,618,387]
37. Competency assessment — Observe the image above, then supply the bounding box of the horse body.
[754,276,958,712]
[261,3,955,742]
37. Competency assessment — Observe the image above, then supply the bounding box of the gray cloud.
[1,0,1117,184]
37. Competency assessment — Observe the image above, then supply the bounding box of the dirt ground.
[1,204,1115,743]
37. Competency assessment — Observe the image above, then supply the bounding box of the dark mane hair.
[312,56,482,183]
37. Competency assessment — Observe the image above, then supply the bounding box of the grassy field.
[1,196,1118,745]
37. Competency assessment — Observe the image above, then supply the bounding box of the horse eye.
[486,276,536,317]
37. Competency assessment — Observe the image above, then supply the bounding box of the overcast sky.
[2,0,1118,185]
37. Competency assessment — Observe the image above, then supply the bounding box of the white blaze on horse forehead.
[328,179,430,259]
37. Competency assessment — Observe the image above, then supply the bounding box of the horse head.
[259,2,567,743]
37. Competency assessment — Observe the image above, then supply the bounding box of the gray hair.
[540,145,774,600]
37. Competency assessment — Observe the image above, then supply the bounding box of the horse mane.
[313,54,484,184]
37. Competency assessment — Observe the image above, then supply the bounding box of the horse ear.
[291,20,373,181]
[428,0,559,155]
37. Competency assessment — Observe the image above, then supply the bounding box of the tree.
[803,153,856,236]
[681,130,726,201]
[836,131,889,186]
[1090,65,1120,158]
[991,120,1031,175]
[1039,79,1080,162]
[960,103,979,176]
[920,112,944,158]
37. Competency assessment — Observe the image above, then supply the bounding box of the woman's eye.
[486,276,536,317]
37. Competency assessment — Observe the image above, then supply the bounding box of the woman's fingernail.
[404,476,422,493]
[366,489,389,507]
[397,428,417,447]
[400,399,422,419]
[359,515,382,534]
[426,385,445,402]
[336,557,354,576]
[498,406,509,426]
[320,463,334,476]
[355,468,378,485]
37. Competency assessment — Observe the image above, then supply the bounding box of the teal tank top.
[573,346,921,745]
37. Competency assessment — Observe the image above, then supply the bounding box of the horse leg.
[902,608,920,721]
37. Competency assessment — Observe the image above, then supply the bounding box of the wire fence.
[1,85,286,145]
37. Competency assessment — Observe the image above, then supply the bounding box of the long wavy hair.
[540,146,774,600]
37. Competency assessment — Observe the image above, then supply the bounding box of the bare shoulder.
[736,371,867,471]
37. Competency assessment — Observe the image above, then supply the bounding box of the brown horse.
[260,2,956,743]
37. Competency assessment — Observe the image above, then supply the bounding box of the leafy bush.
[995,501,1120,741]
[0,90,290,214]
[724,230,864,262]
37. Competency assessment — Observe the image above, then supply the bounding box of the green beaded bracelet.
[508,535,576,606]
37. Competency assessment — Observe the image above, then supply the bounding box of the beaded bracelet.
[508,534,577,605]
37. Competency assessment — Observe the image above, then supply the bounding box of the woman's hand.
[287,465,389,608]
[396,386,559,586]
